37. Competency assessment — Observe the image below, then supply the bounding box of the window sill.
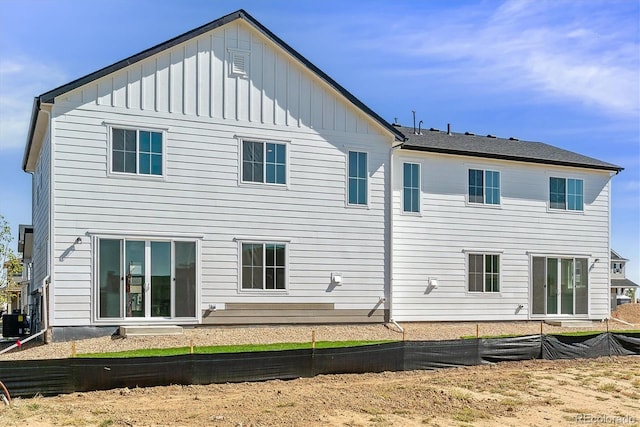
[465,201,502,209]
[546,207,585,214]
[237,289,289,295]
[238,181,289,190]
[107,172,167,181]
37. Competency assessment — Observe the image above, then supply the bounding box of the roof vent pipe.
[418,120,423,135]
[447,123,451,135]
[412,110,416,134]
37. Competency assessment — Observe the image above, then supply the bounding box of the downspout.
[388,140,405,334]
[0,277,48,354]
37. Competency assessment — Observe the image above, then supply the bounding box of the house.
[21,10,623,341]
[610,249,638,310]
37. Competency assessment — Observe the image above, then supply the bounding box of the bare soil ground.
[1,305,638,426]
[1,357,638,427]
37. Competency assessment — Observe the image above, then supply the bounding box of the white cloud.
[0,56,66,151]
[362,0,639,118]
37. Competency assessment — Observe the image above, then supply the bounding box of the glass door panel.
[99,239,122,318]
[175,241,196,317]
[151,242,171,317]
[561,259,574,314]
[546,258,558,315]
[532,257,546,315]
[575,258,588,314]
[125,241,146,317]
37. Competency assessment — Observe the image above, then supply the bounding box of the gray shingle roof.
[396,126,623,172]
[611,249,628,261]
[611,278,639,288]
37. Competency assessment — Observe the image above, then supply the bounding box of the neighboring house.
[21,10,623,340]
[610,249,638,310]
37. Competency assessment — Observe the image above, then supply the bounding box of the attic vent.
[465,132,475,136]
[429,127,439,132]
[486,134,497,138]
[509,137,519,141]
[229,49,250,77]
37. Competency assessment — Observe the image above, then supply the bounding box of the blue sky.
[0,0,638,282]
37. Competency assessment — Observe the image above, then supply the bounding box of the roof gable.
[24,9,404,170]
[38,9,403,140]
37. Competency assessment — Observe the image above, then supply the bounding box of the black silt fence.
[1,332,638,398]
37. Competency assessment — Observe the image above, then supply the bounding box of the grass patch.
[77,340,395,358]
[598,383,620,393]
[453,408,487,423]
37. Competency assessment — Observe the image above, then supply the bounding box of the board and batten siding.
[392,150,612,321]
[47,20,393,326]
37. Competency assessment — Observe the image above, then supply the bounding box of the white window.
[468,253,500,293]
[403,162,421,213]
[240,242,287,291]
[469,169,500,205]
[241,141,287,185]
[549,177,583,211]
[110,127,165,177]
[348,151,368,205]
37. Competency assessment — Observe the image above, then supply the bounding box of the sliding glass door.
[531,256,588,316]
[98,238,197,321]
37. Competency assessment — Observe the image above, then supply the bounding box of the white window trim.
[91,234,202,324]
[236,135,290,189]
[345,149,370,208]
[546,175,585,213]
[236,238,290,294]
[104,123,168,180]
[401,160,422,216]
[527,253,591,319]
[464,250,503,295]
[466,167,502,208]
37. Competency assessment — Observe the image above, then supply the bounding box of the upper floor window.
[241,242,286,291]
[348,151,368,205]
[403,162,420,213]
[550,177,583,211]
[468,253,500,293]
[612,262,623,274]
[111,128,163,176]
[242,141,286,185]
[469,169,500,205]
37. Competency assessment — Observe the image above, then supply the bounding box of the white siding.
[48,20,392,326]
[31,130,51,293]
[392,150,612,321]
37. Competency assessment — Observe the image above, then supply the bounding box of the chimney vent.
[447,123,451,135]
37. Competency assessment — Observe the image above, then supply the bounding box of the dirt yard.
[1,305,639,426]
[1,356,638,426]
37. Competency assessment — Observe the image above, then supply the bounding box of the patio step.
[119,325,184,337]
[544,320,595,328]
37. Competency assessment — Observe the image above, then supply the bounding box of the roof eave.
[22,97,41,172]
[39,9,247,104]
[401,145,624,173]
